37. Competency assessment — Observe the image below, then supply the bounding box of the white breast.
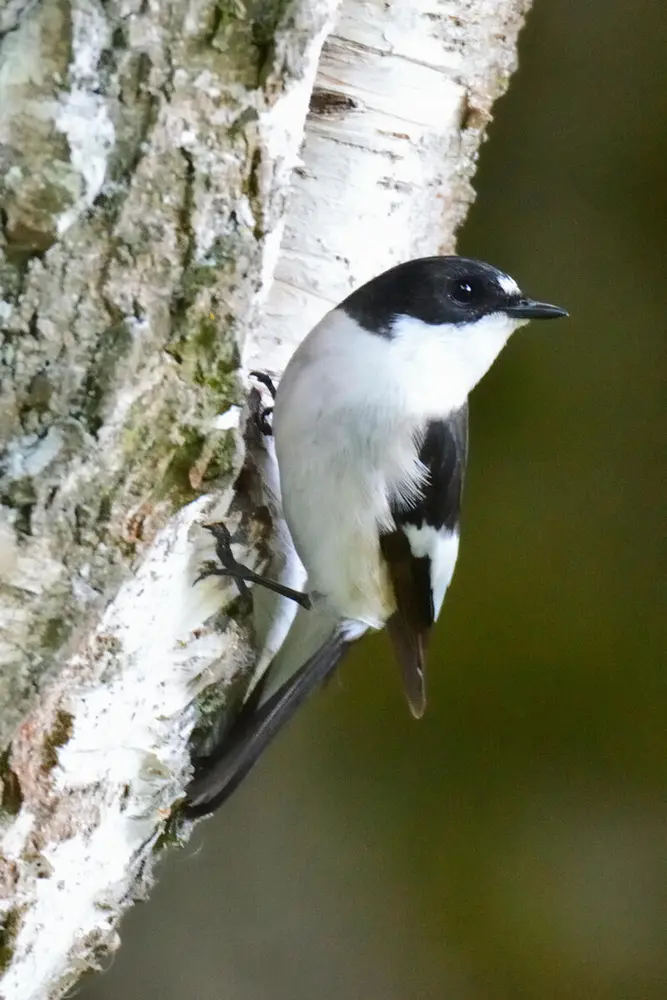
[389,310,524,412]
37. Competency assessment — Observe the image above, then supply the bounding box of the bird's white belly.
[278,441,396,627]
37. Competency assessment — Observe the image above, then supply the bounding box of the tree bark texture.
[0,0,530,995]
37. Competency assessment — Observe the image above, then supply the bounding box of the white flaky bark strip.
[0,0,531,996]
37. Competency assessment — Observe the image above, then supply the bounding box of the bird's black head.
[341,256,568,335]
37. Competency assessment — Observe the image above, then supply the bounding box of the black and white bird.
[184,256,567,817]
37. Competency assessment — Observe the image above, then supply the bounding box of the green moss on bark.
[0,906,23,972]
[0,749,23,817]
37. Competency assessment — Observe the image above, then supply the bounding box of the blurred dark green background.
[84,1,666,998]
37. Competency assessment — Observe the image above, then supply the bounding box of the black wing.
[379,405,468,717]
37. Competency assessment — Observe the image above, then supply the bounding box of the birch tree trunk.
[0,0,530,995]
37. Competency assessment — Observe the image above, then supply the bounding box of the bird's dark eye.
[451,279,475,304]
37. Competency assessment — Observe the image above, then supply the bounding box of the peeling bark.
[0,0,531,995]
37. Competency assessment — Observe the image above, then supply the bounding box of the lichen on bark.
[0,0,322,746]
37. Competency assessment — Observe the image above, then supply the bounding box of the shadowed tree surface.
[83,0,667,997]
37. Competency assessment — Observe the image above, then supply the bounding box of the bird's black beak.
[504,299,569,320]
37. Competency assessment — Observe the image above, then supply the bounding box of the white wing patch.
[403,524,460,619]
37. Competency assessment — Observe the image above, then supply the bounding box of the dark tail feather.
[385,611,427,719]
[184,633,349,818]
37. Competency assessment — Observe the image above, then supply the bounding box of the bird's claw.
[249,371,276,436]
[196,521,311,609]
[197,522,251,597]
[249,370,277,399]
[258,405,273,436]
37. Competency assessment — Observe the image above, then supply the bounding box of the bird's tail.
[183,606,353,818]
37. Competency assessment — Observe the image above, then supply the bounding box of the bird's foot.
[249,371,276,436]
[249,370,277,399]
[197,522,311,609]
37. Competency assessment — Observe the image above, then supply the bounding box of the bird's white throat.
[390,311,528,414]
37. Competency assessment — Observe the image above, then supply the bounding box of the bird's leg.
[256,405,273,436]
[249,370,277,399]
[249,371,277,437]
[197,522,311,609]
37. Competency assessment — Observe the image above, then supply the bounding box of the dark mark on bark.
[309,89,361,118]
[459,94,488,131]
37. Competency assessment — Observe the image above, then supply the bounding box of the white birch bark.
[0,0,530,995]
